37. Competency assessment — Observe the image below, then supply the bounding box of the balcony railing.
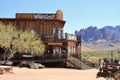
[42,33,77,42]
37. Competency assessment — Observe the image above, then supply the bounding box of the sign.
[34,14,55,19]
[23,55,33,57]
[67,35,77,41]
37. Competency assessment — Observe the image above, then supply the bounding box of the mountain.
[75,26,120,51]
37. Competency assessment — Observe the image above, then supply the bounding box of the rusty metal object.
[114,72,120,80]
[97,58,120,80]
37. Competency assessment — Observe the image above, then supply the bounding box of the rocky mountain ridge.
[75,25,120,43]
[75,26,120,50]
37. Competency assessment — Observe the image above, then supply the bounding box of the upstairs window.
[30,29,35,38]
[52,28,56,36]
[58,30,61,39]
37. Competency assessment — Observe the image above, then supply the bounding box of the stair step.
[67,54,92,70]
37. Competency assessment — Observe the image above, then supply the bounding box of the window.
[52,28,56,36]
[30,29,34,38]
[58,30,61,39]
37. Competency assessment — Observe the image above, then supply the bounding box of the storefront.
[0,10,81,59]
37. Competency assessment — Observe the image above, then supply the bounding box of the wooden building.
[0,10,81,62]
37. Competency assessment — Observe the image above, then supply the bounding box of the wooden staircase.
[67,54,92,70]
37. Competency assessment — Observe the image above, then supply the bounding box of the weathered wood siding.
[0,18,65,37]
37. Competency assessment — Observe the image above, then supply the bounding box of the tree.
[0,23,45,63]
[15,29,45,55]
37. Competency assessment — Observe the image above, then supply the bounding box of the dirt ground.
[0,67,105,80]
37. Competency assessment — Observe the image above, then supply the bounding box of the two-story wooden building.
[0,10,81,62]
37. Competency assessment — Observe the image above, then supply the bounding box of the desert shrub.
[81,50,120,68]
[28,62,39,69]
[28,62,44,69]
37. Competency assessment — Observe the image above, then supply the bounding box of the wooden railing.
[70,54,79,59]
[42,33,78,42]
[12,53,67,61]
[43,53,67,59]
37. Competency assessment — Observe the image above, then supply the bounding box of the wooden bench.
[0,66,12,74]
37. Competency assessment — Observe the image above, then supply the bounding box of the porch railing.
[12,53,67,61]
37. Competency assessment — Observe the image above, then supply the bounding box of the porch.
[11,53,67,63]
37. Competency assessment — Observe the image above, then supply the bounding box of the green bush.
[28,62,40,69]
[28,62,45,69]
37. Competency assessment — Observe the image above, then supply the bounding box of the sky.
[0,0,120,34]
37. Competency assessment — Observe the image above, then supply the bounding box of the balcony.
[42,33,77,42]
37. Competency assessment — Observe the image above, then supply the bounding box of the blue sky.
[0,0,120,34]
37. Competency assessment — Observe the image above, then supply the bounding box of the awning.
[47,42,63,46]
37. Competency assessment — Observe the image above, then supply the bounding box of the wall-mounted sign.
[23,55,33,57]
[67,35,77,41]
[34,14,55,19]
